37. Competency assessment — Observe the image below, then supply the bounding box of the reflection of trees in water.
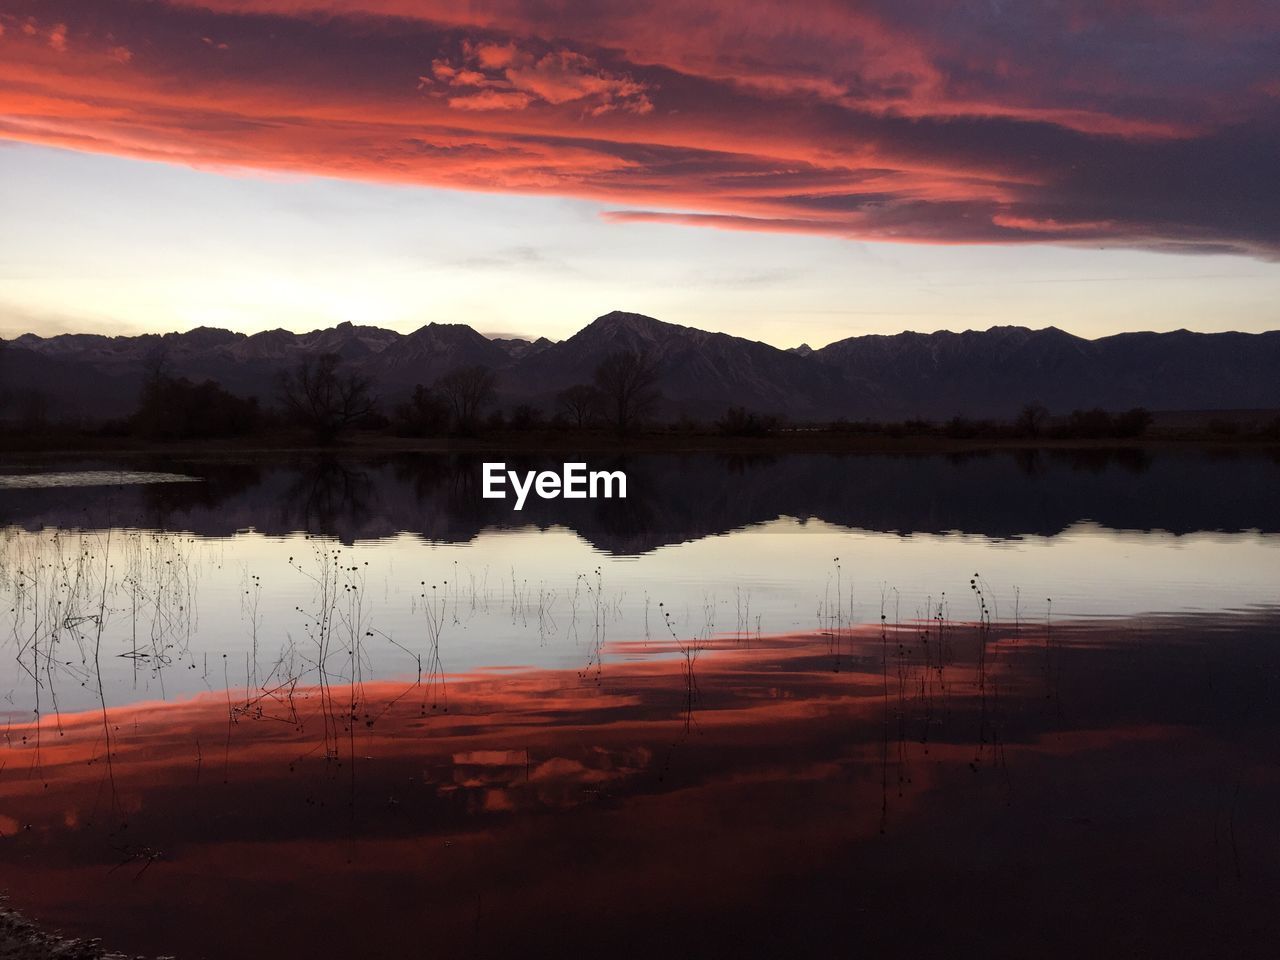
[391,453,502,523]
[4,449,1278,551]
[942,446,1152,478]
[1012,448,1044,477]
[395,452,664,550]
[391,453,450,502]
[282,459,374,534]
[716,452,779,475]
[1005,447,1152,477]
[593,489,655,553]
[554,455,654,553]
[140,462,263,520]
[943,450,988,467]
[1052,447,1151,475]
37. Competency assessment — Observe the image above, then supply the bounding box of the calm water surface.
[0,450,1277,958]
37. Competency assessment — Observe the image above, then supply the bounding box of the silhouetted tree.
[277,352,375,443]
[435,365,496,435]
[394,384,450,437]
[1053,406,1153,440]
[943,415,985,439]
[716,406,778,437]
[510,404,544,431]
[1015,402,1050,437]
[594,350,660,436]
[1059,408,1114,439]
[1113,407,1153,438]
[556,383,603,429]
[134,374,259,440]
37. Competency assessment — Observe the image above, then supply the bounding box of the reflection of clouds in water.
[1,523,1279,717]
[1,454,1276,957]
[0,611,1276,958]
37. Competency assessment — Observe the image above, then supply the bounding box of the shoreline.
[3,431,1279,463]
[0,899,160,960]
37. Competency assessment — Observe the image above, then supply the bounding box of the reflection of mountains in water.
[3,450,1278,553]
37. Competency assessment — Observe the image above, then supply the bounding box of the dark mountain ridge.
[812,325,1280,416]
[508,312,857,419]
[3,313,1278,422]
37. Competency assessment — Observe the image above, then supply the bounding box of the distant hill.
[508,312,857,420]
[3,313,1279,422]
[812,325,1280,417]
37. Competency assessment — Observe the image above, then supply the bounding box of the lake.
[1,449,1277,958]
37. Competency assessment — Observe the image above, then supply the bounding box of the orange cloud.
[421,41,653,116]
[0,1,1277,254]
[47,22,67,51]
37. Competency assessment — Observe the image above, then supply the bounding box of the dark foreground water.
[0,450,1277,958]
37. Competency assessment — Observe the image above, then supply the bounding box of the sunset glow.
[3,1,1280,342]
[3,11,1280,955]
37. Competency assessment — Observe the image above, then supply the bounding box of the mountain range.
[3,311,1279,422]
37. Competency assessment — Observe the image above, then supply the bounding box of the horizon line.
[6,313,1279,355]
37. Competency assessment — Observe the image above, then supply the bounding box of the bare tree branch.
[277,352,376,443]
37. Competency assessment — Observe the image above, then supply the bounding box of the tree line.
[6,340,1280,445]
[121,348,664,442]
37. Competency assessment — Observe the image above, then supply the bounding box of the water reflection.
[2,473,1278,721]
[0,612,1276,958]
[2,450,1279,957]
[2,449,1279,549]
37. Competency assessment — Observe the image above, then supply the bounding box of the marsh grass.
[817,557,855,670]
[416,579,448,713]
[1,520,1070,867]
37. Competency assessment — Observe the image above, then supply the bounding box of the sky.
[2,0,1279,348]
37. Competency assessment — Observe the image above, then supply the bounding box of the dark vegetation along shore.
[2,336,1278,456]
[4,313,1280,456]
[2,397,1277,457]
